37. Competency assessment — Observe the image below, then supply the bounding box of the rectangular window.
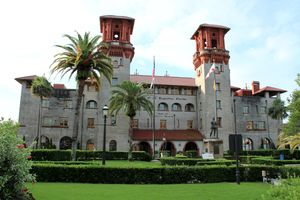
[59,117,68,128]
[216,83,221,91]
[187,120,193,129]
[246,121,253,130]
[160,120,167,129]
[111,115,116,126]
[42,99,49,108]
[42,116,53,126]
[87,118,95,128]
[112,78,118,86]
[216,100,221,109]
[158,87,167,94]
[177,119,180,128]
[260,106,266,114]
[64,100,72,109]
[243,106,249,114]
[256,121,266,130]
[171,87,180,95]
[217,117,222,128]
[200,118,203,129]
[132,119,139,128]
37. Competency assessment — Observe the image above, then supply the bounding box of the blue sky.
[0,0,299,121]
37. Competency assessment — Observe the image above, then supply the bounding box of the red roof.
[53,84,66,89]
[132,129,203,141]
[191,23,230,39]
[253,86,287,97]
[130,75,197,87]
[231,86,241,92]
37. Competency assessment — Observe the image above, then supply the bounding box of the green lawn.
[27,182,270,200]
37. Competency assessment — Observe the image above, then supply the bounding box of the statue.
[210,117,218,138]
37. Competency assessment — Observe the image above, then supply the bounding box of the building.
[16,15,286,156]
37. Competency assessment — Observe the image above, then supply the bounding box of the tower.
[191,24,233,150]
[98,15,135,151]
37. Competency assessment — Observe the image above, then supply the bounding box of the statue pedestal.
[203,138,223,159]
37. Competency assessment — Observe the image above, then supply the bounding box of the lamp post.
[102,105,108,165]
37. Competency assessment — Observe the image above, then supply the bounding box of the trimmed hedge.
[160,157,235,166]
[31,150,151,161]
[252,157,300,166]
[31,163,300,183]
[227,149,300,160]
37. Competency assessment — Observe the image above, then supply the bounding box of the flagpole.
[152,56,156,159]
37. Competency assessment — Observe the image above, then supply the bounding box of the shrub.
[261,178,300,200]
[31,150,151,161]
[252,157,300,166]
[0,119,35,200]
[160,157,235,166]
[184,150,198,158]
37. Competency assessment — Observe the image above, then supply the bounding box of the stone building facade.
[16,15,286,156]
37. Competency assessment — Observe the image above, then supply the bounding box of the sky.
[0,0,299,121]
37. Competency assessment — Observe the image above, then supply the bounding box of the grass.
[27,182,270,200]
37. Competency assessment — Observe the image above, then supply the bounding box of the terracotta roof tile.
[132,129,204,141]
[130,75,197,87]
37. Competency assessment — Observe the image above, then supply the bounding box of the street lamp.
[102,105,109,165]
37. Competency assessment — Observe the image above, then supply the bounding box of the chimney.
[252,81,260,94]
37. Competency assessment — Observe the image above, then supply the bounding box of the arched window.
[172,103,182,111]
[158,103,168,111]
[262,138,271,149]
[86,100,97,109]
[243,138,253,151]
[185,103,195,112]
[59,136,72,150]
[109,140,117,151]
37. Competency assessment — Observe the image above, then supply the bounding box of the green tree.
[109,81,153,160]
[283,74,300,135]
[0,119,35,200]
[51,32,113,161]
[31,76,52,149]
[268,98,288,121]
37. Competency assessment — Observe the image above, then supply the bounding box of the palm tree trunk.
[128,117,133,161]
[71,79,85,161]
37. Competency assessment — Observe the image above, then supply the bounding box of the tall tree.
[268,98,288,121]
[109,81,153,160]
[31,76,52,148]
[283,74,300,136]
[51,32,113,161]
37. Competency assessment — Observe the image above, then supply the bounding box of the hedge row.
[31,164,300,183]
[31,150,151,161]
[251,157,300,166]
[227,149,300,160]
[160,157,235,166]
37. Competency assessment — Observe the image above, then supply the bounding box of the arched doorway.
[40,135,50,149]
[183,142,199,156]
[160,141,176,157]
[86,139,95,151]
[243,138,253,151]
[139,141,152,155]
[59,136,72,150]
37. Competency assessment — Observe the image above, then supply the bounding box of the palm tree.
[50,32,113,161]
[268,98,288,148]
[109,81,153,160]
[268,98,288,120]
[31,76,52,148]
[278,132,300,152]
